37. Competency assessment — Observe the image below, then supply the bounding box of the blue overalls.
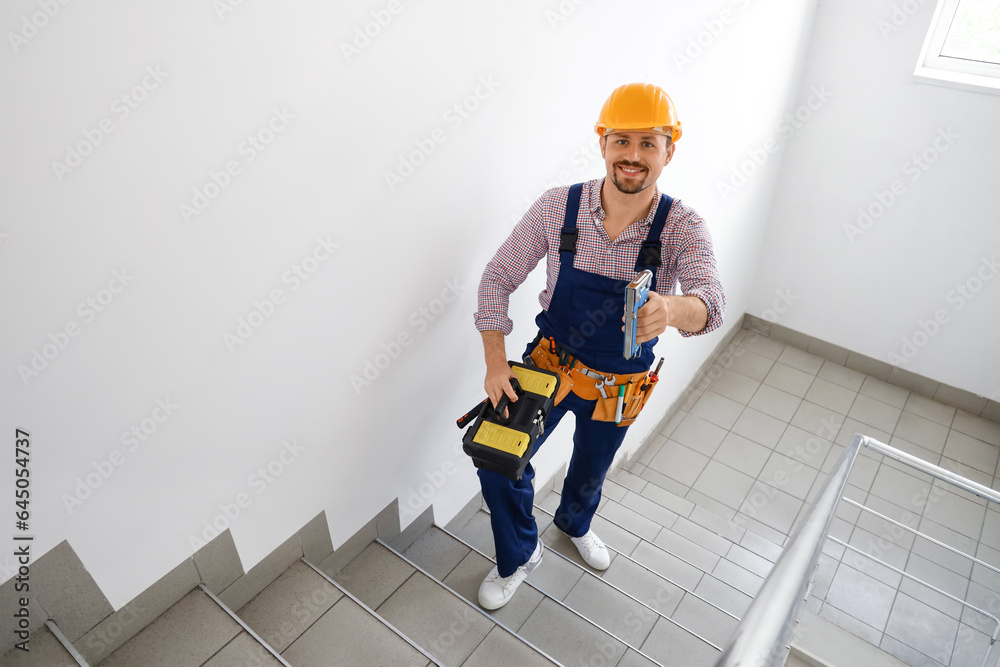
[479,182,673,576]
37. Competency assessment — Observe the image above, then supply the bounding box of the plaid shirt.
[475,178,725,338]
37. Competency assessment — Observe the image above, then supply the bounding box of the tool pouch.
[527,343,575,406]
[591,373,659,427]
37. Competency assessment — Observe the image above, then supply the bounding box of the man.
[472,83,725,610]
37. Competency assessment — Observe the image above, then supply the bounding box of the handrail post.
[714,434,865,667]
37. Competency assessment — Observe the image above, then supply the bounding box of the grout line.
[371,538,564,667]
[198,584,293,667]
[528,501,741,622]
[299,558,446,667]
[436,521,720,657]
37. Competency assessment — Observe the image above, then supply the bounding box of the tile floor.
[628,327,1000,667]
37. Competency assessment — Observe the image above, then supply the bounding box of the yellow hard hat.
[594,83,682,143]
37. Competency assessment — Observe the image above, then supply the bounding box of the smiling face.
[600,131,675,195]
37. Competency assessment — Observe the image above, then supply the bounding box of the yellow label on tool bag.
[472,421,531,457]
[512,366,558,398]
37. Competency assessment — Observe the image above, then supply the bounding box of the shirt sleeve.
[474,195,550,335]
[672,211,726,337]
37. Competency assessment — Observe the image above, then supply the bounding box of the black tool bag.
[456,361,560,481]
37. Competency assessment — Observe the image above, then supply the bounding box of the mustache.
[614,160,646,169]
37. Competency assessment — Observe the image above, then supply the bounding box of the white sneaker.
[478,540,543,610]
[567,529,611,570]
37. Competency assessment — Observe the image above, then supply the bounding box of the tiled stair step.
[466,502,740,663]
[332,538,558,667]
[435,519,719,667]
[234,558,437,666]
[0,621,87,667]
[536,487,776,609]
[596,467,786,594]
[97,585,287,666]
[531,497,747,628]
[605,465,788,565]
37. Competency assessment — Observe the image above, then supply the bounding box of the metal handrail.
[715,433,1000,667]
[714,433,863,667]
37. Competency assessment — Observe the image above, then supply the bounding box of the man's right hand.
[481,330,518,413]
[485,359,519,412]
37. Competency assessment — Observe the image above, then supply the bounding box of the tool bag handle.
[455,377,522,428]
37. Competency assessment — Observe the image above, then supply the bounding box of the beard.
[611,161,649,194]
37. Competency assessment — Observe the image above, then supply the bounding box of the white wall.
[0,0,817,607]
[749,0,1000,399]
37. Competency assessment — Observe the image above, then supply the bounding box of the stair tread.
[0,624,76,667]
[333,541,415,609]
[441,519,725,665]
[98,588,241,667]
[282,594,429,667]
[340,541,557,666]
[401,526,631,665]
[460,626,556,667]
[519,597,629,666]
[203,632,285,666]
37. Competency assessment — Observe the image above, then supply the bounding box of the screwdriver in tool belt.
[641,357,665,392]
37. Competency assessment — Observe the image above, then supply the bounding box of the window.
[915,0,1000,94]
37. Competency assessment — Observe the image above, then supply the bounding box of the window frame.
[914,0,1000,95]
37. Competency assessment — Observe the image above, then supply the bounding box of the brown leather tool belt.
[526,336,659,427]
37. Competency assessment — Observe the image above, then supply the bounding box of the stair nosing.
[44,620,90,667]
[434,522,711,664]
[198,583,293,667]
[373,538,563,667]
[529,501,745,623]
[299,556,446,667]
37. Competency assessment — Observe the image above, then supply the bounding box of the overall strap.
[559,183,584,268]
[634,194,673,286]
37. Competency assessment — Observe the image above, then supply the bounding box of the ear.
[664,142,676,166]
[599,135,607,159]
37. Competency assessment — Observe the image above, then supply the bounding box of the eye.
[642,141,655,148]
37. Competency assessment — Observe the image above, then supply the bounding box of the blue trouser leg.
[478,390,629,576]
[553,408,630,538]
[478,398,570,577]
